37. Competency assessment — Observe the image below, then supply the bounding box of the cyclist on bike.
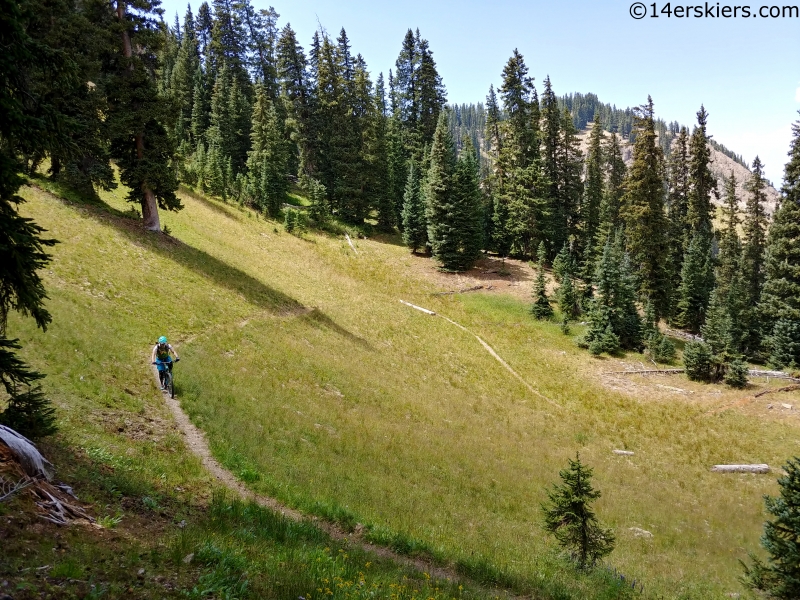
[152,336,180,389]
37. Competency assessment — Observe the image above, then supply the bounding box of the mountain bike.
[153,358,179,398]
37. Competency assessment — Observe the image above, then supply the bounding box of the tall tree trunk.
[116,0,161,232]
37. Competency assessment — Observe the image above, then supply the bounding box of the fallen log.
[613,450,634,456]
[399,299,436,315]
[0,425,53,480]
[609,369,685,375]
[749,369,800,382]
[754,385,800,398]
[432,285,484,296]
[711,464,770,474]
[344,233,358,255]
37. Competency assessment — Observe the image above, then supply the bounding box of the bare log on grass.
[345,233,358,255]
[749,369,800,382]
[399,299,436,315]
[711,464,770,474]
[608,369,685,375]
[754,385,800,398]
[613,450,634,456]
[432,285,484,296]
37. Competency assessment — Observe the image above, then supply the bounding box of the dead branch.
[754,385,800,398]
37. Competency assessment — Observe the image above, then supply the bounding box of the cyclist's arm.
[169,344,180,361]
[151,344,158,363]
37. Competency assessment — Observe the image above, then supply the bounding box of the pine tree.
[426,112,480,271]
[531,251,553,320]
[581,114,604,277]
[596,132,626,245]
[620,96,669,317]
[740,156,769,353]
[276,24,312,178]
[673,226,714,333]
[0,0,65,437]
[540,76,561,254]
[401,163,426,253]
[686,106,716,234]
[171,5,200,145]
[107,0,181,230]
[759,115,800,368]
[666,127,690,307]
[559,107,584,252]
[245,84,287,216]
[716,171,741,301]
[541,454,615,569]
[558,272,580,321]
[743,457,800,599]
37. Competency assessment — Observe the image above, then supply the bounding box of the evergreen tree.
[107,0,181,230]
[401,163,426,253]
[245,84,287,216]
[666,127,690,306]
[740,156,769,353]
[581,114,604,277]
[541,455,615,569]
[716,171,741,301]
[558,271,581,321]
[686,106,716,234]
[582,232,642,352]
[0,0,67,437]
[540,76,561,253]
[743,457,800,599]
[596,132,626,245]
[620,96,669,316]
[171,5,200,145]
[673,226,715,333]
[531,250,553,320]
[425,113,480,271]
[559,107,584,252]
[759,115,800,368]
[277,24,312,178]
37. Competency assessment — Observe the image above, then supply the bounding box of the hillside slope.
[7,180,800,598]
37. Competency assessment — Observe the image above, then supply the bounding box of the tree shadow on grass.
[178,186,245,222]
[37,183,370,346]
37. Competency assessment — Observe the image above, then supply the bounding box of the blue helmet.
[158,336,168,344]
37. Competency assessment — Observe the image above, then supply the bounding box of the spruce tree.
[743,457,800,599]
[558,272,580,321]
[531,251,553,320]
[401,163,426,253]
[596,132,626,246]
[581,114,604,277]
[740,156,769,353]
[541,454,615,569]
[107,0,181,230]
[673,226,715,333]
[620,96,669,317]
[245,84,287,216]
[666,127,690,307]
[716,171,742,301]
[759,115,800,368]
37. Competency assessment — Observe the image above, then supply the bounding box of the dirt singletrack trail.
[149,360,518,595]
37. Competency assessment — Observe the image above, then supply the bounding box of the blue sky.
[160,0,800,184]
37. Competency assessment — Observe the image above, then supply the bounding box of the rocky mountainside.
[577,125,781,215]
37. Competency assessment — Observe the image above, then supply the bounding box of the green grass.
[7,179,800,598]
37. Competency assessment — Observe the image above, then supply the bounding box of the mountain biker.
[152,336,180,389]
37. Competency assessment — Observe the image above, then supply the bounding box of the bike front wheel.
[164,370,174,398]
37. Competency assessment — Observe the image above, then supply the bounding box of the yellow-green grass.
[10,179,800,598]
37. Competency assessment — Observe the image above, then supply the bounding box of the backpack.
[156,343,170,360]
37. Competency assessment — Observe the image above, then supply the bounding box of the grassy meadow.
[8,177,800,598]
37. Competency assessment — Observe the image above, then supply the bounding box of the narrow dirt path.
[150,363,517,595]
